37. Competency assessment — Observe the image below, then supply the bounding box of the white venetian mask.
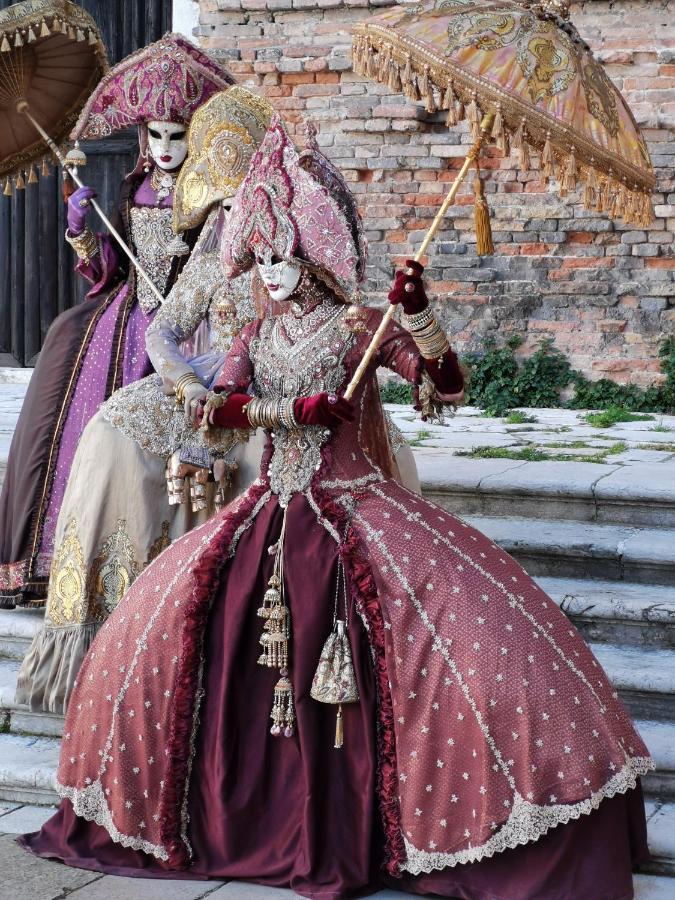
[147,120,188,171]
[255,247,301,302]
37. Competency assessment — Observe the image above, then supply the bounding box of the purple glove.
[67,186,96,236]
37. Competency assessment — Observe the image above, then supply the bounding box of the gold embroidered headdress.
[174,86,274,233]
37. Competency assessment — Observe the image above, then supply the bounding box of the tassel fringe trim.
[350,32,655,228]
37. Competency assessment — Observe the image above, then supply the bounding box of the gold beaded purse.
[310,560,359,748]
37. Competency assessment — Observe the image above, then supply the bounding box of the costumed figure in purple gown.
[0,35,232,608]
[20,117,652,900]
[15,86,274,716]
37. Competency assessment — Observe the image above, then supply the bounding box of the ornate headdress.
[71,33,234,140]
[221,115,363,302]
[174,86,274,233]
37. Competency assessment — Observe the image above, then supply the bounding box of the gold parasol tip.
[15,98,28,114]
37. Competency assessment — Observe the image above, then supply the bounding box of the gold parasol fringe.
[14,29,23,48]
[0,34,9,52]
[27,163,37,184]
[3,177,11,196]
[40,157,50,176]
[27,25,36,43]
[39,18,49,38]
[352,32,656,229]
[15,171,24,190]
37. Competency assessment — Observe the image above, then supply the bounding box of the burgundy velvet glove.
[425,350,465,396]
[387,259,429,315]
[195,393,251,430]
[294,392,355,427]
[67,186,97,236]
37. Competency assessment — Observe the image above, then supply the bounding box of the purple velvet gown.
[0,172,200,608]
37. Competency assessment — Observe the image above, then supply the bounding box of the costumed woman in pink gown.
[20,117,652,900]
[0,35,232,608]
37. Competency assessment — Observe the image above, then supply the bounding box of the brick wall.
[195,0,675,385]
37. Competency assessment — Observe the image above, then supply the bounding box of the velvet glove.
[195,393,251,430]
[293,392,355,427]
[67,186,97,236]
[387,259,428,315]
[425,351,465,396]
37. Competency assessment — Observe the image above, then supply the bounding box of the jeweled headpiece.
[221,115,362,301]
[71,33,234,140]
[174,86,274,233]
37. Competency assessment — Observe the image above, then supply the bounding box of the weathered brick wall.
[195,0,675,385]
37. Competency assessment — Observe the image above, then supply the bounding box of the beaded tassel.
[258,510,295,738]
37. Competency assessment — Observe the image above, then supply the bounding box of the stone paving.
[0,803,673,900]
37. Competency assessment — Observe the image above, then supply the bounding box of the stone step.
[0,734,59,805]
[645,801,675,878]
[417,454,675,529]
[535,577,675,649]
[591,644,675,723]
[466,515,675,586]
[636,720,675,801]
[0,659,64,738]
[0,608,43,660]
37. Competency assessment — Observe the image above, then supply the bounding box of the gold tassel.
[405,76,420,102]
[27,165,38,185]
[14,29,23,47]
[388,60,401,92]
[610,184,625,219]
[39,18,50,38]
[27,25,37,42]
[403,54,412,85]
[418,66,429,96]
[491,104,503,141]
[270,673,295,738]
[473,170,494,256]
[335,705,344,749]
[41,158,50,177]
[442,81,455,110]
[519,140,530,172]
[0,34,9,52]
[76,28,85,42]
[541,131,554,181]
[88,29,98,46]
[425,82,436,113]
[511,117,525,150]
[377,47,389,81]
[467,94,481,140]
[51,17,61,33]
[61,19,68,34]
[15,172,25,190]
[583,167,597,209]
[3,178,11,197]
[67,25,76,40]
[562,151,577,193]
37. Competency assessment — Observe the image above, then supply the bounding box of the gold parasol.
[345,0,656,398]
[0,0,107,190]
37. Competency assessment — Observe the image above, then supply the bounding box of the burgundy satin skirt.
[20,496,649,899]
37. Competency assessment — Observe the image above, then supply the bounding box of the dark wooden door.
[0,0,172,366]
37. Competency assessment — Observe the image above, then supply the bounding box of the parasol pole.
[16,100,165,306]
[344,112,494,401]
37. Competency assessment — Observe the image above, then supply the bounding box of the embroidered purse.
[310,561,359,748]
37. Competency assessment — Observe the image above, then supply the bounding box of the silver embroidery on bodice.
[129,206,176,314]
[249,303,354,506]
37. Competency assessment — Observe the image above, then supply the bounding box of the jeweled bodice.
[129,206,176,314]
[249,302,354,506]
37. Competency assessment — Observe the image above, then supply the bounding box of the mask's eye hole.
[148,128,161,140]
[170,131,186,142]
[270,254,282,265]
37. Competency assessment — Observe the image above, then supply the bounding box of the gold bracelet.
[65,227,99,265]
[174,372,201,406]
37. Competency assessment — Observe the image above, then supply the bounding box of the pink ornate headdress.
[71,33,234,140]
[221,115,363,301]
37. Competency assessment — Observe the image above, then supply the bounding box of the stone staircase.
[0,375,673,886]
[417,451,675,879]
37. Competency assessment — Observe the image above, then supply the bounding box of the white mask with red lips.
[147,120,188,171]
[255,246,301,303]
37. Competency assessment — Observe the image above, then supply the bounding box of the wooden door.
[0,0,172,366]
